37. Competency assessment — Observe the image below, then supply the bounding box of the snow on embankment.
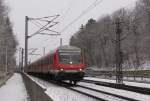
[22,73,53,101]
[0,73,28,101]
[86,60,150,71]
[140,61,150,70]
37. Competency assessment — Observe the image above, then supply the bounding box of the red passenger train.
[26,45,85,84]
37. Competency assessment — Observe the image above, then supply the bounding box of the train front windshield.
[59,52,81,64]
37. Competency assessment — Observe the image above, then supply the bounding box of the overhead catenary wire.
[29,14,60,20]
[60,0,76,22]
[28,15,60,38]
[60,0,103,33]
[30,18,60,42]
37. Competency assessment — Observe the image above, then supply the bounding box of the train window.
[47,57,49,64]
[43,57,49,65]
[58,52,81,64]
[42,60,44,65]
[49,55,53,64]
[44,58,47,64]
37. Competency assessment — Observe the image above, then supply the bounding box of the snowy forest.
[0,0,17,73]
[70,0,150,70]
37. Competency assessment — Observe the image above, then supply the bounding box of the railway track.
[30,75,142,101]
[48,80,137,101]
[70,84,137,101]
[30,76,134,101]
[47,81,106,101]
[82,79,150,95]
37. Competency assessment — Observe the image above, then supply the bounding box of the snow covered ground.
[45,83,97,101]
[30,75,98,101]
[79,81,150,101]
[86,61,150,71]
[84,77,150,101]
[2,72,150,101]
[140,60,150,70]
[0,73,28,101]
[85,77,150,88]
[31,75,150,101]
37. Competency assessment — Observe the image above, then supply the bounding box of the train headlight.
[70,61,73,64]
[79,69,82,71]
[60,68,64,71]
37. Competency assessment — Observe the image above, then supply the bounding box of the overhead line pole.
[43,47,45,56]
[115,18,123,84]
[25,16,29,71]
[21,48,24,71]
[5,46,7,74]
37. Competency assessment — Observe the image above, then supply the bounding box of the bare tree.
[70,0,150,70]
[0,0,18,73]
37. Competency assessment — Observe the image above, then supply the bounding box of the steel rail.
[48,80,106,101]
[66,87,106,101]
[77,84,138,101]
[82,79,150,95]
[29,75,138,101]
[49,81,136,101]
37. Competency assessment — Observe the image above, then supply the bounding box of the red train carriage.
[26,45,85,84]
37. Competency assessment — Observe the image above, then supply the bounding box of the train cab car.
[53,45,85,84]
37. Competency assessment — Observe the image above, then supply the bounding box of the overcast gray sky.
[6,0,137,62]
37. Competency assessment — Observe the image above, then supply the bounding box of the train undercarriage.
[28,71,84,85]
